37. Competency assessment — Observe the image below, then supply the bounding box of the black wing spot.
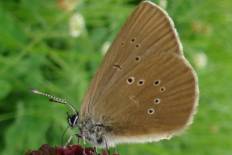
[135,44,141,48]
[153,80,161,86]
[160,87,166,92]
[154,98,161,104]
[147,108,155,115]
[131,38,136,43]
[137,79,145,86]
[127,77,135,85]
[135,56,141,62]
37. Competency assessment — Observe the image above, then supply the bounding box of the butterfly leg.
[65,135,74,146]
[103,136,110,155]
[75,133,83,143]
[64,133,81,146]
[75,133,87,155]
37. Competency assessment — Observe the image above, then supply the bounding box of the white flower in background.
[159,0,168,9]
[193,52,208,69]
[69,13,85,38]
[101,41,111,55]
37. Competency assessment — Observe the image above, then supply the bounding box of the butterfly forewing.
[80,1,198,144]
[80,1,184,117]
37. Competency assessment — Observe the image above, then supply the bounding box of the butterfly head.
[67,112,79,128]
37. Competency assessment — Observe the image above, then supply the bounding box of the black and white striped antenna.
[31,89,77,113]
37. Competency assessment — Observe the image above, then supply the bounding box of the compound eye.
[68,114,79,127]
[68,118,73,127]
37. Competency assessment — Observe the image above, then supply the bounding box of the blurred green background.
[0,0,231,154]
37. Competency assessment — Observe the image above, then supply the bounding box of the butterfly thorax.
[79,118,111,147]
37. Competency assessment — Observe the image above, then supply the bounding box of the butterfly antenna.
[31,89,77,113]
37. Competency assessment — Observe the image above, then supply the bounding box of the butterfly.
[33,1,198,148]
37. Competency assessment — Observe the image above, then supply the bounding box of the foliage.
[0,0,232,154]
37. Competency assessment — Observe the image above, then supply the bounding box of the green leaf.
[0,7,26,49]
[0,80,11,100]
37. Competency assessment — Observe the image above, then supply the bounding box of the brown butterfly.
[33,1,199,148]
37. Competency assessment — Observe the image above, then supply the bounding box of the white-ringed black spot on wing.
[147,108,155,115]
[160,87,166,92]
[153,80,161,86]
[127,76,135,85]
[137,79,145,86]
[131,38,136,43]
[154,98,161,104]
